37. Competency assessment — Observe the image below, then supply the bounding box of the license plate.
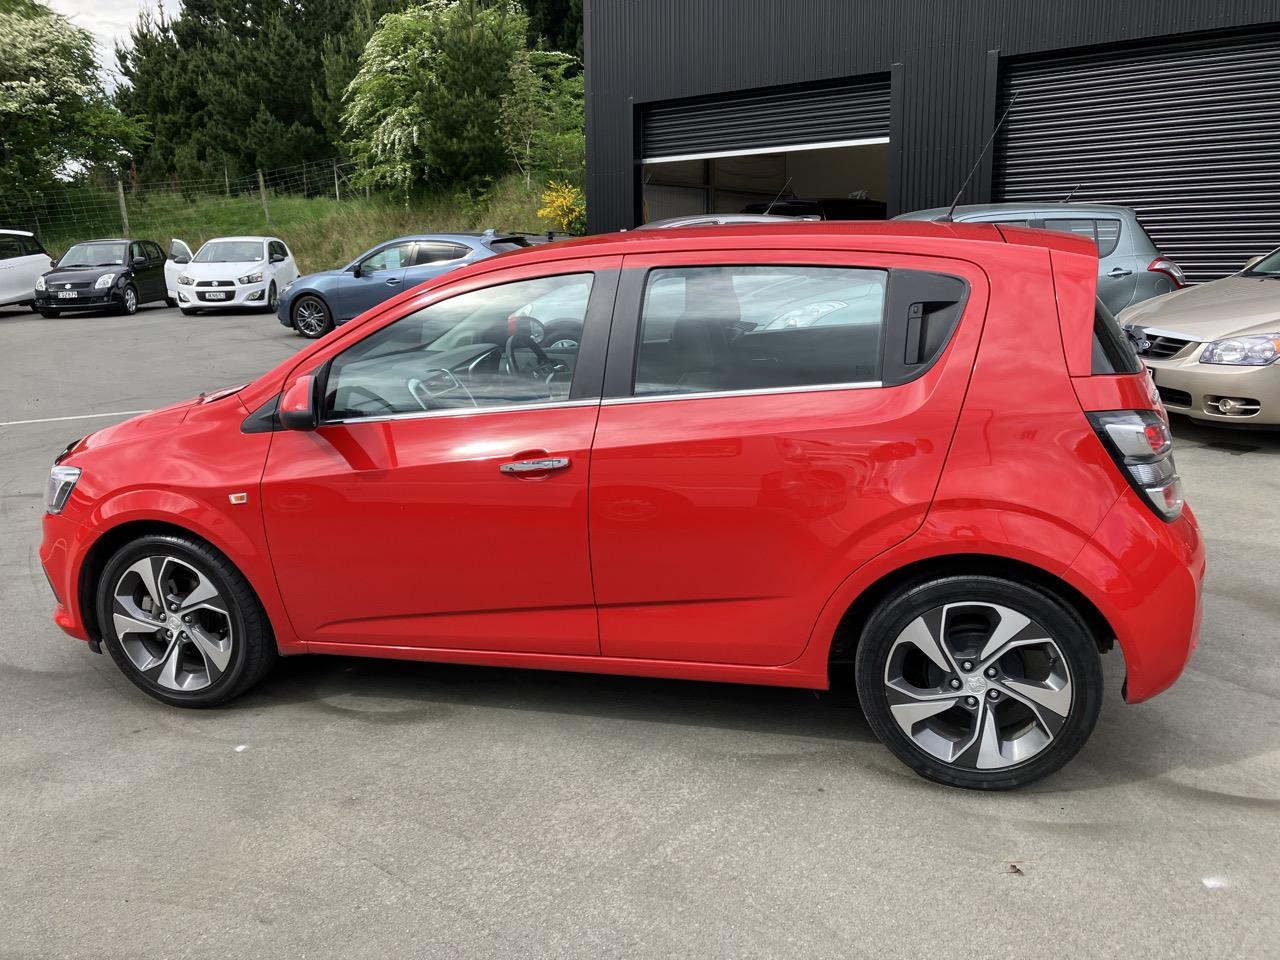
[204,292,229,300]
[57,291,77,299]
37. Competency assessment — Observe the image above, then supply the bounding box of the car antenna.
[763,177,794,215]
[1062,183,1082,203]
[935,92,1019,222]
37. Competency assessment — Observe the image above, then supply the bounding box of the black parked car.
[34,238,172,318]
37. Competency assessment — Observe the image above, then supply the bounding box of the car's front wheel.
[38,309,59,318]
[118,284,138,315]
[292,294,332,338]
[855,575,1102,790]
[266,282,278,313]
[96,534,277,707]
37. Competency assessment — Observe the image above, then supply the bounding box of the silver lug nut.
[987,689,999,700]
[949,678,962,690]
[182,615,192,623]
[164,629,173,638]
[169,603,179,611]
[965,696,977,707]
[985,666,997,678]
[961,660,973,672]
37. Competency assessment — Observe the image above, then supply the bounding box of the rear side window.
[0,237,21,260]
[22,237,44,256]
[633,265,887,396]
[1092,299,1143,374]
[416,241,470,264]
[1042,218,1121,257]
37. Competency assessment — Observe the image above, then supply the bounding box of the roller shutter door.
[994,30,1280,283]
[640,75,890,163]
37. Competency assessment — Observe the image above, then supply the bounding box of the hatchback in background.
[34,238,170,317]
[894,203,1185,314]
[278,231,532,338]
[40,221,1203,790]
[1119,245,1280,427]
[742,196,888,220]
[168,236,298,315]
[0,229,50,311]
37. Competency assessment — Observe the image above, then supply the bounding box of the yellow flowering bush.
[537,180,586,235]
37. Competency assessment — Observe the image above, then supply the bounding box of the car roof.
[483,219,1096,266]
[896,202,1135,220]
[0,228,34,237]
[200,236,275,242]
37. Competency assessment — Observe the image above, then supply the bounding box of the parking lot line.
[0,409,151,427]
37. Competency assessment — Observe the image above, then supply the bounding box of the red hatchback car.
[40,222,1204,789]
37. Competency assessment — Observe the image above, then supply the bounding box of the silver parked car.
[894,203,1186,315]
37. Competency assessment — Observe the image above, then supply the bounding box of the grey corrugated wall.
[584,0,1280,233]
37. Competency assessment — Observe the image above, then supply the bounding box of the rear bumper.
[1147,353,1280,426]
[39,511,91,642]
[1065,488,1204,703]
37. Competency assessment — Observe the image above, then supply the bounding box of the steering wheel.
[407,367,478,411]
[504,333,568,382]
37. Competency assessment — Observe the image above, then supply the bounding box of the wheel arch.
[289,288,333,325]
[826,553,1116,674]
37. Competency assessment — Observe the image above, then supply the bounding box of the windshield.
[58,242,127,268]
[1244,248,1280,276]
[194,240,265,263]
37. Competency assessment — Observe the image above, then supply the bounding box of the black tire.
[180,307,198,316]
[118,284,139,315]
[291,294,333,338]
[541,318,583,349]
[165,296,177,307]
[96,534,277,708]
[39,309,60,318]
[854,575,1102,790]
[265,281,278,313]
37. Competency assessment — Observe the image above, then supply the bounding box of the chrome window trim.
[604,380,883,406]
[323,397,599,426]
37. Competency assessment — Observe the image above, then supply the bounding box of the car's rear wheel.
[854,576,1102,790]
[292,294,332,338]
[95,534,276,708]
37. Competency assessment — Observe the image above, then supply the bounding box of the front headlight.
[238,271,264,285]
[766,300,848,329]
[178,274,193,286]
[95,273,116,289]
[35,275,47,291]
[46,465,81,514]
[1199,334,1280,366]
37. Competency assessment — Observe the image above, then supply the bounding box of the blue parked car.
[278,231,533,338]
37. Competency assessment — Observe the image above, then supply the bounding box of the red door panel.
[589,251,990,667]
[262,406,600,653]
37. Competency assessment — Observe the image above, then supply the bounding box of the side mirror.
[173,254,191,264]
[279,374,318,431]
[1244,255,1264,270]
[49,259,57,269]
[270,253,285,264]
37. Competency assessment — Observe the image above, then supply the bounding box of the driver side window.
[324,272,594,421]
[360,243,413,273]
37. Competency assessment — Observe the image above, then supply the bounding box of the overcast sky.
[48,0,160,85]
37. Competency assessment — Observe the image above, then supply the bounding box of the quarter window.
[416,242,470,264]
[1041,218,1122,257]
[324,273,594,420]
[633,265,886,397]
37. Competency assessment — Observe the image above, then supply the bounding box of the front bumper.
[179,281,269,310]
[39,510,91,642]
[35,287,123,311]
[1145,347,1280,426]
[1066,488,1204,703]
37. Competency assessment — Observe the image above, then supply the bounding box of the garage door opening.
[641,141,890,223]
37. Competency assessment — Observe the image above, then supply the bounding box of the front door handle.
[500,457,570,474]
[384,277,401,286]
[1107,267,1133,278]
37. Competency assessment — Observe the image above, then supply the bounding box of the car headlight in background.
[1199,334,1280,365]
[178,274,193,286]
[238,271,264,285]
[35,275,47,291]
[46,465,81,515]
[94,273,116,289]
[765,300,848,329]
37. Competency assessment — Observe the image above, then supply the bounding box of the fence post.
[224,162,230,198]
[116,180,130,235]
[333,160,341,202]
[257,170,270,224]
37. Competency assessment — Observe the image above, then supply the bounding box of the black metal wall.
[585,0,1280,234]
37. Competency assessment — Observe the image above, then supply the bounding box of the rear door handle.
[384,277,401,286]
[500,457,570,474]
[1107,267,1133,278]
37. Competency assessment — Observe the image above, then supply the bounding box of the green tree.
[0,0,144,193]
[499,49,583,189]
[343,0,528,195]
[522,0,582,59]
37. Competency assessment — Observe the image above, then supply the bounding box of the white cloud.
[46,0,170,85]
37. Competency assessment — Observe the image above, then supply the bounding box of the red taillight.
[1087,410,1183,521]
[1147,257,1187,288]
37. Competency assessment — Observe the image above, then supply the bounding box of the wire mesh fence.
[0,159,368,254]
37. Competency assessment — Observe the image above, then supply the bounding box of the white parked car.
[0,229,52,311]
[168,236,299,315]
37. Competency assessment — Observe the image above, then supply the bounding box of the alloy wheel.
[882,601,1073,770]
[294,297,328,337]
[111,555,234,692]
[123,286,137,313]
[267,283,278,311]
